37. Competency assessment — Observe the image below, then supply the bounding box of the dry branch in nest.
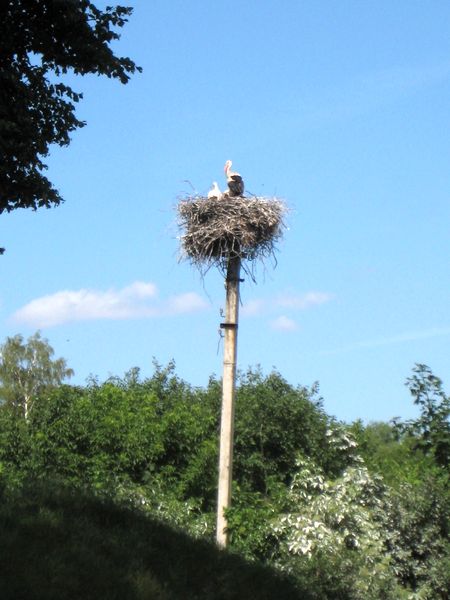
[177,195,287,275]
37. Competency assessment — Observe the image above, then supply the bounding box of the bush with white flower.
[269,428,405,599]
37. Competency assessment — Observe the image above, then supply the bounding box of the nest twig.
[177,194,287,276]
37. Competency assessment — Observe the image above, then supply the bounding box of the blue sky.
[2,0,450,423]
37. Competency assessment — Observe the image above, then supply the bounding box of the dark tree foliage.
[394,364,450,469]
[233,369,331,493]
[1,359,449,598]
[0,0,141,246]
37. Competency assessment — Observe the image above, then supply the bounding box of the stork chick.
[207,181,222,200]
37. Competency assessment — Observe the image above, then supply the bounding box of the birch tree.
[0,332,73,419]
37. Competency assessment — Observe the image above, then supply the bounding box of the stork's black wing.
[227,175,244,197]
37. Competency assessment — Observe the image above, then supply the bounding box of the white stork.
[207,181,222,200]
[224,160,244,197]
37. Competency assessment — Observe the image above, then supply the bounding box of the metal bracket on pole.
[220,323,238,330]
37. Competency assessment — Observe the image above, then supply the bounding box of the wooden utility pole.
[216,255,241,547]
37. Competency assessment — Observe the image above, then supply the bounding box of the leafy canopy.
[0,356,449,598]
[394,363,450,469]
[0,0,141,251]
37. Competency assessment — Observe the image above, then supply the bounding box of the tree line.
[0,332,448,599]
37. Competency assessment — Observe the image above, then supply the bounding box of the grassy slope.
[0,485,307,600]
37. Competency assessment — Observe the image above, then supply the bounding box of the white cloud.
[12,281,207,328]
[241,299,266,316]
[270,315,298,332]
[121,281,157,299]
[240,291,332,317]
[166,292,208,314]
[276,291,333,310]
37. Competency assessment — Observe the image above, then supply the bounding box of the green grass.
[0,483,307,600]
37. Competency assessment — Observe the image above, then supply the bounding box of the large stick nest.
[177,195,287,274]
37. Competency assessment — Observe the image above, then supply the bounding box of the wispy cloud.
[297,60,450,126]
[363,61,450,97]
[270,316,298,332]
[166,292,207,314]
[240,290,331,334]
[240,298,266,317]
[12,281,208,327]
[241,290,333,320]
[276,291,333,310]
[323,326,450,355]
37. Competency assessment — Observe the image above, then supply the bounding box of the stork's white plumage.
[207,181,222,200]
[224,160,244,197]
